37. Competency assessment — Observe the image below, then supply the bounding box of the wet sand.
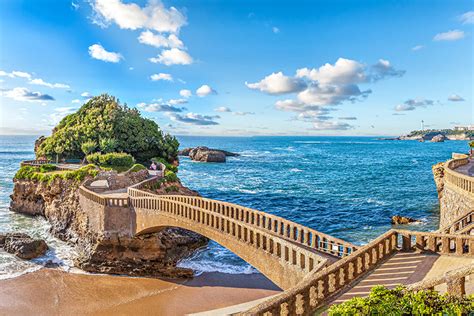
[0,269,280,316]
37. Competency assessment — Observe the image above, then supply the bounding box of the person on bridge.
[150,162,157,170]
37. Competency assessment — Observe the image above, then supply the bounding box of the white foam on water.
[290,168,303,173]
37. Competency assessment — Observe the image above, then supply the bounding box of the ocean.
[0,135,469,278]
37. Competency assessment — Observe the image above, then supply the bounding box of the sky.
[0,0,472,136]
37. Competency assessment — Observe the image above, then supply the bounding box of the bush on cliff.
[36,94,179,163]
[328,286,474,316]
[14,164,99,184]
[152,157,178,173]
[128,163,146,173]
[86,152,134,167]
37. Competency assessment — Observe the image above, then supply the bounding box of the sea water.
[0,135,469,277]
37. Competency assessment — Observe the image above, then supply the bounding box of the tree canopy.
[36,94,179,163]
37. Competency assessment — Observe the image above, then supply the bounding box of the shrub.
[14,164,98,184]
[164,170,178,182]
[328,286,474,316]
[152,157,178,173]
[164,185,179,193]
[86,152,134,167]
[81,141,97,156]
[99,138,117,153]
[128,163,146,173]
[39,164,57,173]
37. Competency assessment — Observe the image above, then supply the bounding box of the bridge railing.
[438,211,474,235]
[244,230,398,315]
[155,195,357,258]
[408,263,474,297]
[444,155,474,195]
[396,229,474,256]
[130,195,327,276]
[78,185,129,207]
[20,159,52,167]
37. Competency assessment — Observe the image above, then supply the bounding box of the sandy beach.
[0,269,280,315]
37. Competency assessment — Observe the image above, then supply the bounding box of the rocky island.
[9,94,208,278]
[179,146,239,163]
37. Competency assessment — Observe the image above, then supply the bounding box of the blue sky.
[0,0,472,136]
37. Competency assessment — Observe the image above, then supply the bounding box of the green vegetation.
[36,94,179,164]
[128,163,146,173]
[39,164,57,173]
[86,152,135,173]
[469,141,474,149]
[328,286,474,316]
[164,170,178,182]
[14,165,99,184]
[406,129,474,138]
[152,157,178,173]
[164,185,179,193]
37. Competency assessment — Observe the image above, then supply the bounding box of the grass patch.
[15,164,99,184]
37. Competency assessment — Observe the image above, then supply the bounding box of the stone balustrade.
[244,230,398,315]
[396,229,474,255]
[78,185,129,207]
[20,159,52,166]
[444,155,474,195]
[439,211,474,235]
[408,263,474,297]
[156,194,357,259]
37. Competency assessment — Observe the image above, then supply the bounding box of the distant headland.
[382,127,474,141]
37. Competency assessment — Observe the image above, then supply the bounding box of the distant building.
[454,125,474,131]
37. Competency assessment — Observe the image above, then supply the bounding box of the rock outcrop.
[0,233,48,259]
[179,146,239,163]
[431,134,446,142]
[391,215,421,225]
[432,162,445,198]
[10,171,207,278]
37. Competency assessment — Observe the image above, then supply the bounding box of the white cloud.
[138,30,183,48]
[275,99,327,113]
[137,101,184,112]
[71,99,81,104]
[168,98,187,105]
[412,45,424,51]
[394,98,435,111]
[150,73,173,81]
[214,106,232,112]
[338,116,357,120]
[297,83,370,106]
[460,11,474,24]
[71,2,79,10]
[11,71,32,79]
[81,92,92,99]
[272,27,280,34]
[433,30,465,41]
[196,84,217,97]
[1,87,55,102]
[246,72,306,95]
[311,121,353,131]
[448,94,465,102]
[296,58,367,85]
[169,112,220,125]
[149,48,193,65]
[90,0,186,33]
[30,78,70,89]
[233,111,255,116]
[179,89,192,98]
[88,44,122,63]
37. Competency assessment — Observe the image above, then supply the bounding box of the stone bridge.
[127,177,357,290]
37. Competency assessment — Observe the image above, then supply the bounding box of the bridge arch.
[132,199,327,290]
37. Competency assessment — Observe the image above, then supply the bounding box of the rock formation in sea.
[391,215,421,225]
[0,232,48,259]
[179,146,239,163]
[430,134,446,142]
[10,170,207,278]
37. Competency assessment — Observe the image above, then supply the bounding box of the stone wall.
[438,184,474,228]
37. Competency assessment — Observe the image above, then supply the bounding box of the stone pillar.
[447,277,465,297]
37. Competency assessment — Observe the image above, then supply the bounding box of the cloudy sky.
[0,0,472,136]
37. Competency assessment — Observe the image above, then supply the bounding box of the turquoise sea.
[0,135,469,277]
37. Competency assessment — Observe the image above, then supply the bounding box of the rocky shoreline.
[9,170,207,279]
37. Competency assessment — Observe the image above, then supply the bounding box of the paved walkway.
[330,252,474,306]
[455,159,474,177]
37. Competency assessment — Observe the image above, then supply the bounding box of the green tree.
[36,94,179,163]
[99,138,117,153]
[81,141,97,164]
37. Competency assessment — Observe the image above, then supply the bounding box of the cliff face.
[10,176,207,278]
